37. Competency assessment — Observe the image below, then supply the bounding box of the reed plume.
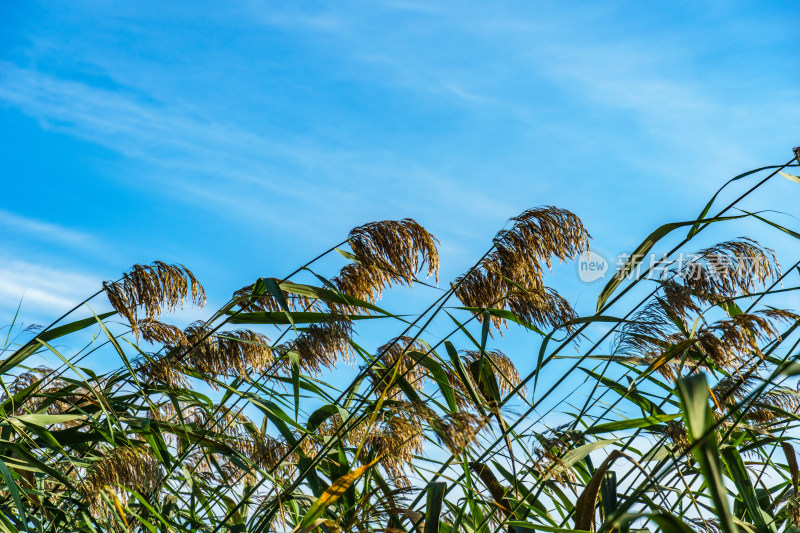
[453,206,589,330]
[332,219,439,312]
[532,425,584,483]
[135,322,274,387]
[104,262,205,336]
[281,315,354,375]
[430,411,488,455]
[358,402,431,487]
[616,239,791,381]
[462,350,526,398]
[676,238,779,302]
[2,367,105,425]
[137,318,187,346]
[348,218,439,283]
[369,336,431,396]
[80,446,160,502]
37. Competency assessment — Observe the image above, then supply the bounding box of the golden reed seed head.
[716,377,800,425]
[332,262,390,309]
[357,401,432,487]
[369,336,432,396]
[329,219,440,312]
[282,316,354,376]
[184,323,275,380]
[453,206,588,331]
[679,238,779,302]
[136,318,187,346]
[348,218,440,283]
[80,446,160,502]
[431,412,488,455]
[665,420,691,454]
[227,432,296,483]
[3,367,106,425]
[162,403,299,484]
[462,350,526,398]
[531,425,584,484]
[615,237,791,382]
[698,309,796,371]
[506,286,575,330]
[135,323,274,387]
[104,262,205,336]
[616,300,796,382]
[497,206,591,273]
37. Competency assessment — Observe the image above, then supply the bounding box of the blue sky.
[1,1,799,328]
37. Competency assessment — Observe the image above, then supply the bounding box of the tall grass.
[1,150,800,532]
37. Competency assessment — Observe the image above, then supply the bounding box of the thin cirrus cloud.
[0,208,100,252]
[0,260,100,321]
[0,209,105,324]
[0,60,451,227]
[0,57,522,241]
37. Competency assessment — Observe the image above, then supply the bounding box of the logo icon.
[578,251,608,283]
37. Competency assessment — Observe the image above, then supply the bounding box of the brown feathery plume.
[676,238,779,303]
[462,350,526,398]
[330,219,440,313]
[332,262,391,309]
[137,318,187,346]
[443,362,483,410]
[661,280,703,320]
[616,239,781,378]
[718,377,800,425]
[506,286,575,331]
[793,146,800,165]
[348,218,439,284]
[697,310,796,372]
[359,402,432,487]
[231,434,297,482]
[664,420,690,454]
[495,207,590,274]
[233,277,322,314]
[615,287,796,380]
[430,411,488,455]
[339,485,414,533]
[531,425,584,483]
[282,316,354,376]
[613,298,691,381]
[136,322,274,387]
[712,375,758,411]
[453,206,588,330]
[80,446,160,503]
[174,405,298,485]
[369,337,431,397]
[183,323,275,379]
[451,268,508,327]
[135,355,189,389]
[1,368,106,427]
[104,261,205,336]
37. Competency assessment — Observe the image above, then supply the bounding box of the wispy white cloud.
[0,208,101,252]
[0,57,525,248]
[0,260,101,322]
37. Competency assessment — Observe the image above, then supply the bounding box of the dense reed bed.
[1,149,800,532]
